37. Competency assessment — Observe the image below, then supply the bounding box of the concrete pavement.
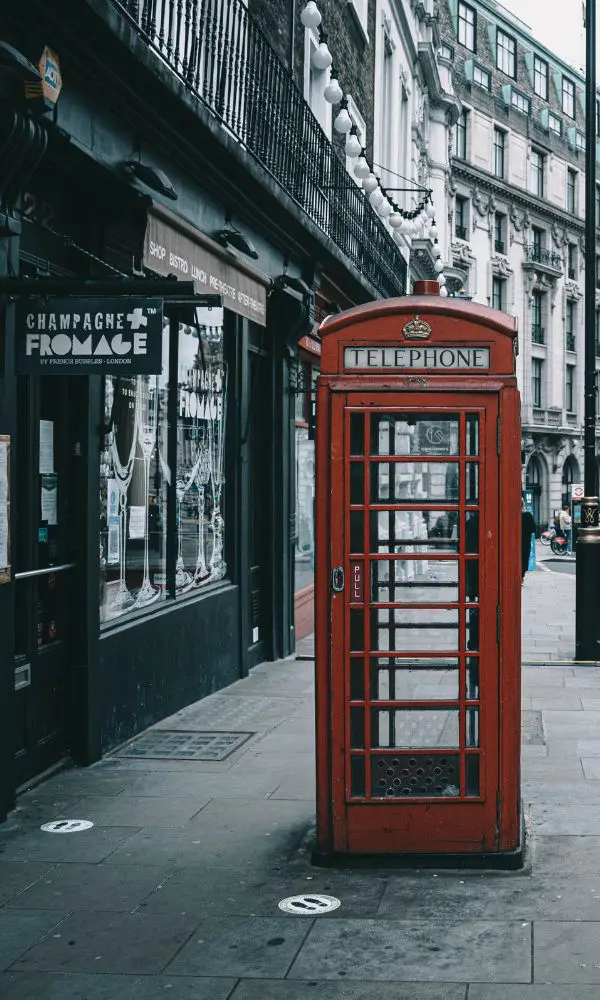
[3,560,600,997]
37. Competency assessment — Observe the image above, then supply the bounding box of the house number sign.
[343,346,490,370]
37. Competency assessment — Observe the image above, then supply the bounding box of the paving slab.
[531,836,600,874]
[287,919,532,983]
[12,910,199,974]
[530,803,600,835]
[166,915,311,978]
[33,769,144,797]
[470,987,600,999]
[0,862,55,907]
[0,972,236,1000]
[5,863,167,912]
[70,795,209,828]
[230,981,466,1000]
[534,921,600,983]
[0,826,139,864]
[0,910,66,971]
[542,711,600,740]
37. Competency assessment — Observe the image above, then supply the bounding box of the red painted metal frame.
[314,295,520,860]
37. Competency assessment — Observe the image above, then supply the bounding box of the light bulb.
[434,259,445,273]
[369,188,384,208]
[354,154,370,179]
[432,243,442,258]
[429,224,439,239]
[324,77,343,104]
[389,212,404,228]
[301,1,322,27]
[362,173,378,193]
[437,274,447,286]
[426,202,436,218]
[334,107,353,133]
[345,132,362,157]
[440,286,449,297]
[312,42,332,70]
[399,218,412,234]
[379,199,392,218]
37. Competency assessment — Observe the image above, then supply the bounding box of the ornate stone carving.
[471,186,491,217]
[509,203,527,231]
[491,254,513,277]
[566,279,583,300]
[450,240,475,267]
[551,222,567,248]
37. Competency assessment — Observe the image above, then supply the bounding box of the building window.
[597,100,600,137]
[567,169,577,215]
[548,112,562,136]
[304,29,331,135]
[532,289,544,343]
[511,90,530,115]
[454,109,468,159]
[496,29,516,78]
[596,311,600,355]
[532,358,543,408]
[567,243,578,280]
[562,77,576,119]
[566,300,576,352]
[348,0,368,36]
[492,276,505,311]
[566,365,575,412]
[440,43,455,60]
[576,132,585,152]
[455,195,468,239]
[458,2,476,51]
[347,97,366,184]
[494,212,506,254]
[531,149,545,198]
[473,64,491,90]
[532,227,544,257]
[493,127,506,178]
[99,309,228,625]
[596,255,600,288]
[596,186,600,228]
[534,56,548,99]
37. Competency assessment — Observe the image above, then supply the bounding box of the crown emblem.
[402,315,432,340]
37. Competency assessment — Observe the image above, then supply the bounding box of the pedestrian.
[521,500,536,583]
[558,503,573,554]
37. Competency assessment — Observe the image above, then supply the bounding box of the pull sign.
[331,566,345,593]
[350,561,363,603]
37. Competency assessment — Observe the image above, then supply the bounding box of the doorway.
[246,344,272,668]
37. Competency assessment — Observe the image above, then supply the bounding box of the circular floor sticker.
[278,893,341,915]
[40,820,94,834]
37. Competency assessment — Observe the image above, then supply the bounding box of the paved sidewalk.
[4,563,600,998]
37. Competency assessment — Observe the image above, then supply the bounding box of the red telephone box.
[314,282,522,866]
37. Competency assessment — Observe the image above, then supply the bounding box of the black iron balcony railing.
[524,245,562,269]
[455,224,467,240]
[113,0,406,298]
[566,332,576,351]
[531,324,545,344]
[495,239,505,254]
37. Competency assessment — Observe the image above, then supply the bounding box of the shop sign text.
[344,346,490,370]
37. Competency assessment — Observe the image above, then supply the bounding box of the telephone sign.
[314,282,522,867]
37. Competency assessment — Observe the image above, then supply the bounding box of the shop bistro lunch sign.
[16,297,164,375]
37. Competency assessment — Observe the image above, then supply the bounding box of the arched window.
[562,455,580,508]
[526,455,543,529]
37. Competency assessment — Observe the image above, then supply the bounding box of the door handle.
[331,566,345,592]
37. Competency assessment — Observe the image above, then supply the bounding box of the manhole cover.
[112,730,254,761]
[41,820,94,833]
[522,710,545,745]
[278,894,341,915]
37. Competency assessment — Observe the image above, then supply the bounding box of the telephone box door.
[330,392,500,854]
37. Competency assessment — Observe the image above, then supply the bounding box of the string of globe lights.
[300,0,448,296]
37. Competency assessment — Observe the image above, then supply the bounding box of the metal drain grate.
[113,730,254,761]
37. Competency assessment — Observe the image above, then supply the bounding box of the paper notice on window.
[128,505,146,540]
[41,473,58,525]
[107,479,120,524]
[0,440,8,572]
[39,420,54,474]
[107,522,120,564]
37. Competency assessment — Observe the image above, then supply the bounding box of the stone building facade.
[438,0,600,530]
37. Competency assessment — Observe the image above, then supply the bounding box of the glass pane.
[466,608,480,651]
[465,560,479,602]
[466,708,479,747]
[350,658,364,700]
[371,708,459,748]
[371,415,459,456]
[371,657,459,700]
[350,413,364,456]
[370,509,459,553]
[466,463,479,504]
[371,754,460,798]
[350,608,364,651]
[371,560,459,604]
[295,428,315,594]
[466,755,480,796]
[371,608,459,652]
[351,755,365,796]
[371,462,459,503]
[465,511,479,553]
[350,707,364,749]
[466,657,480,699]
[466,415,479,456]
[350,510,363,553]
[176,309,227,594]
[99,323,169,623]
[350,462,364,505]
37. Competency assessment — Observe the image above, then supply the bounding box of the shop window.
[295,364,317,597]
[99,308,228,624]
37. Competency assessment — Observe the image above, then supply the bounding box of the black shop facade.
[0,203,290,818]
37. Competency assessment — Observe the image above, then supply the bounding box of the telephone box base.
[311,807,525,872]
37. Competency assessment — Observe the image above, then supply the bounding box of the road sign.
[572,484,584,501]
